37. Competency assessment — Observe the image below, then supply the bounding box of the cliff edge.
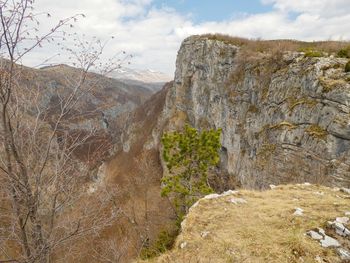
[141,184,350,263]
[156,35,350,189]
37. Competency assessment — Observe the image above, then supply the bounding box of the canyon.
[98,35,350,261]
[1,34,350,262]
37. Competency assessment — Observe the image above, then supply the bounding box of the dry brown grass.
[201,33,350,55]
[137,184,350,263]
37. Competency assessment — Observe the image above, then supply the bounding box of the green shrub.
[337,47,350,58]
[304,49,323,57]
[140,229,179,259]
[161,125,222,219]
[345,61,350,72]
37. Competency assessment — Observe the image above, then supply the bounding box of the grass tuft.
[345,61,350,73]
[305,124,328,140]
[138,184,349,263]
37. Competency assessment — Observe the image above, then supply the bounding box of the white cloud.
[20,0,350,76]
[262,0,350,17]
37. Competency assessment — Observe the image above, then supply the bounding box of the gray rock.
[317,228,326,236]
[157,35,350,190]
[204,193,220,200]
[335,217,349,224]
[320,235,341,248]
[293,207,304,216]
[200,231,210,238]
[221,190,239,196]
[341,188,350,194]
[314,256,323,263]
[307,230,323,240]
[180,241,187,249]
[328,221,350,237]
[229,198,247,205]
[337,248,350,260]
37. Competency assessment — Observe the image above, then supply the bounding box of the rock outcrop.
[139,184,350,263]
[156,35,350,189]
[102,35,350,262]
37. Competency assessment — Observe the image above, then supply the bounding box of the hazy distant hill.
[108,67,172,83]
[17,63,156,170]
[107,67,172,92]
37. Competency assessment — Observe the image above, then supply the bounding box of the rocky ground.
[139,184,350,263]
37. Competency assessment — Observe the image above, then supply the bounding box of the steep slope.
[0,62,159,262]
[71,83,175,263]
[19,64,154,169]
[95,35,350,262]
[141,184,350,263]
[108,67,171,83]
[157,35,350,189]
[108,67,172,93]
[3,35,349,262]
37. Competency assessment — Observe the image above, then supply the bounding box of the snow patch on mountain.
[108,67,172,83]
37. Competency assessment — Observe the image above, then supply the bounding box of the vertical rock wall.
[159,36,350,188]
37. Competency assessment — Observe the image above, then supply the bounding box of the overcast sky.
[26,0,350,76]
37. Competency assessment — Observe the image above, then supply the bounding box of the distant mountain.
[16,63,155,170]
[107,67,172,93]
[114,78,165,93]
[108,67,172,83]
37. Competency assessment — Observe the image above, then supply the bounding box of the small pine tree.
[161,124,222,221]
[345,61,350,72]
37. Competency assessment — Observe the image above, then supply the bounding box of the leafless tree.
[0,1,124,262]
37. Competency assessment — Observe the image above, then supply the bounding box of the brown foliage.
[201,33,349,55]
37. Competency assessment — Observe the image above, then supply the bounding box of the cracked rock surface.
[158,35,350,189]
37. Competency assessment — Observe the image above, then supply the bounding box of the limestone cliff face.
[158,36,350,188]
[103,36,350,261]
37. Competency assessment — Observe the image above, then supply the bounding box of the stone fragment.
[307,230,323,240]
[335,217,349,224]
[293,207,304,216]
[328,221,350,237]
[345,211,350,216]
[320,235,341,248]
[204,193,220,200]
[221,190,239,196]
[203,190,239,200]
[229,198,247,205]
[337,248,350,260]
[314,256,323,263]
[269,184,277,189]
[341,188,350,194]
[200,231,210,238]
[317,228,326,236]
[180,242,187,249]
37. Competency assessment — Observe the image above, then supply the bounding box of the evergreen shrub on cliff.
[337,46,350,58]
[345,61,350,72]
[161,124,222,221]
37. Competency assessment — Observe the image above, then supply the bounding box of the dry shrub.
[201,33,350,55]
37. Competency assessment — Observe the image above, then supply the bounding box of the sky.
[23,0,350,76]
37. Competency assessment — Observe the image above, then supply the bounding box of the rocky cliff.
[100,35,350,262]
[155,35,350,189]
